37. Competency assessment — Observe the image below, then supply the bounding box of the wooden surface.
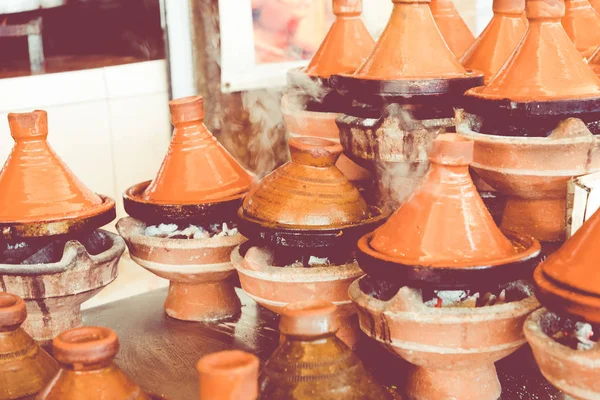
[83,287,565,400]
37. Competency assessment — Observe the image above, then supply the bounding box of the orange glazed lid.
[197,350,259,400]
[0,111,113,225]
[351,0,472,81]
[467,0,600,101]
[562,0,600,58]
[141,96,253,205]
[460,0,528,83]
[304,0,375,78]
[430,0,475,58]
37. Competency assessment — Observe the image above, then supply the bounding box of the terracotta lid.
[562,0,600,58]
[430,0,476,57]
[52,326,119,368]
[591,0,600,11]
[467,0,600,101]
[460,0,528,83]
[240,137,370,229]
[0,111,113,224]
[304,0,375,78]
[589,45,600,74]
[197,350,259,400]
[142,96,253,205]
[279,300,340,336]
[350,0,472,81]
[0,292,27,331]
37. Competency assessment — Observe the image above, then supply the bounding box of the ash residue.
[541,311,598,351]
[144,222,238,239]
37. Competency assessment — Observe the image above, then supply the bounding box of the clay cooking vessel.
[429,0,475,58]
[197,350,259,400]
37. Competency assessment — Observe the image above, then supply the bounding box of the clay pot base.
[0,195,116,241]
[501,198,566,243]
[123,181,244,226]
[116,217,245,322]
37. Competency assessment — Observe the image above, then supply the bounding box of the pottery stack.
[331,0,484,207]
[429,0,475,58]
[562,0,600,58]
[117,96,252,322]
[0,110,125,344]
[459,0,600,243]
[349,134,542,400]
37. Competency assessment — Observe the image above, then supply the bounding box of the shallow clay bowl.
[525,308,600,400]
[123,180,245,225]
[350,277,540,400]
[0,195,116,241]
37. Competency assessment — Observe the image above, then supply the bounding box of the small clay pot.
[38,326,159,399]
[562,0,600,58]
[197,350,260,400]
[0,292,58,399]
[0,231,125,344]
[117,217,245,322]
[231,245,363,348]
[524,308,600,400]
[349,278,540,400]
[430,0,475,58]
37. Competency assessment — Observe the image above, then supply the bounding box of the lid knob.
[333,0,362,15]
[428,133,474,166]
[169,96,205,125]
[279,300,341,336]
[52,326,119,368]
[197,350,260,400]
[289,137,343,167]
[0,292,27,331]
[393,0,429,3]
[8,110,48,142]
[526,0,565,18]
[493,0,526,14]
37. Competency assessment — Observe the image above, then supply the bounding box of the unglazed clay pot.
[460,0,528,83]
[525,308,600,400]
[259,300,396,399]
[349,278,540,400]
[117,217,245,322]
[0,231,125,344]
[197,350,260,400]
[0,292,58,399]
[38,326,161,399]
[232,245,363,348]
[562,0,600,58]
[429,0,475,58]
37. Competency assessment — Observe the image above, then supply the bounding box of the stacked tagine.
[350,134,542,400]
[233,136,386,347]
[459,0,600,243]
[525,208,600,399]
[282,0,374,190]
[561,0,600,58]
[0,110,125,344]
[117,96,253,322]
[331,0,484,207]
[429,0,475,58]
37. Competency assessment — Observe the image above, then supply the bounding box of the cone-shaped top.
[279,300,340,337]
[142,96,253,205]
[562,0,600,58]
[197,351,259,400]
[304,0,375,78]
[460,0,528,83]
[369,134,517,267]
[241,137,370,229]
[468,0,600,101]
[0,111,109,224]
[430,0,476,57]
[588,45,600,74]
[351,0,470,80]
[591,0,600,11]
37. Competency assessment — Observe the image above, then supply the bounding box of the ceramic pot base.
[501,198,565,243]
[164,279,241,321]
[23,303,83,346]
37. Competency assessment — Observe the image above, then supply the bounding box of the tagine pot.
[117,217,245,321]
[0,292,58,399]
[0,231,124,344]
[429,0,475,58]
[232,244,363,348]
[562,0,600,58]
[350,278,540,400]
[197,350,260,400]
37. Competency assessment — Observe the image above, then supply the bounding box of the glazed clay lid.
[562,0,600,58]
[303,0,375,78]
[466,0,600,102]
[140,96,253,205]
[0,292,27,331]
[197,350,259,400]
[460,0,528,83]
[0,110,115,231]
[430,0,475,57]
[52,326,119,368]
[240,137,371,230]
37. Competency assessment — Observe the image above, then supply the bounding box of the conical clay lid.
[590,0,600,12]
[460,0,528,83]
[304,0,375,78]
[562,0,600,58]
[241,137,370,229]
[369,134,516,267]
[351,0,469,81]
[430,0,475,57]
[142,96,253,204]
[468,0,600,101]
[0,111,110,224]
